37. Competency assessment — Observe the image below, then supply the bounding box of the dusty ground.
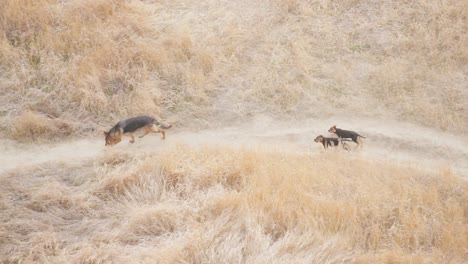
[1,118,467,263]
[2,117,467,176]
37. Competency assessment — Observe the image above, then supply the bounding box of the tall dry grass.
[1,145,466,263]
[0,0,218,138]
[1,1,466,262]
[11,111,73,142]
[0,0,466,140]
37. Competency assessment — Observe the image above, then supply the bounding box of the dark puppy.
[328,125,365,147]
[314,135,339,149]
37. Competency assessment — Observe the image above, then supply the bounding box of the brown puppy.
[314,135,340,149]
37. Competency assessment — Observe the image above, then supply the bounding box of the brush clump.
[1,0,466,138]
[1,145,466,263]
[11,111,73,142]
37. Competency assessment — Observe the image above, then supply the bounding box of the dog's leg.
[129,133,135,143]
[321,141,326,150]
[139,128,150,138]
[352,137,360,149]
[342,142,350,151]
[339,138,350,151]
[149,126,165,140]
[357,137,363,148]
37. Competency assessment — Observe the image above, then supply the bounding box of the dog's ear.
[333,125,336,128]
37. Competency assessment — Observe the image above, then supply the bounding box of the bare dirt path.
[1,117,467,177]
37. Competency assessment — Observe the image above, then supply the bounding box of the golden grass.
[1,145,466,263]
[0,0,466,139]
[1,0,467,262]
[11,111,73,142]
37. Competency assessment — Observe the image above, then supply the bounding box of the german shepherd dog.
[328,125,365,147]
[314,135,339,149]
[104,115,172,146]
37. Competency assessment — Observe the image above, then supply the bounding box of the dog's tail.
[160,124,172,129]
[153,119,172,130]
[358,134,366,138]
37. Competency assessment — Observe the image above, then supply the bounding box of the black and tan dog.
[104,115,172,146]
[328,125,365,148]
[314,135,351,150]
[314,135,340,149]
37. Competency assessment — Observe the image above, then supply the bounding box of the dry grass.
[1,145,466,263]
[11,111,73,142]
[0,0,466,138]
[1,1,467,261]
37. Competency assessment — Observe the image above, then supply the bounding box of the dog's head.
[104,131,118,146]
[328,125,337,134]
[314,135,324,143]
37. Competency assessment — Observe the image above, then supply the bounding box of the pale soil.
[1,118,467,263]
[2,117,467,177]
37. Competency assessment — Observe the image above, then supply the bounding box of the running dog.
[104,115,172,146]
[314,135,340,149]
[328,125,365,147]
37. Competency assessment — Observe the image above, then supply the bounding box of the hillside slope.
[1,0,466,141]
[1,1,467,263]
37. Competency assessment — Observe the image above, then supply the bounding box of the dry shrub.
[0,0,221,136]
[1,0,466,137]
[28,232,63,261]
[99,151,133,166]
[27,189,73,212]
[11,111,73,142]
[1,145,467,262]
[96,153,163,199]
[75,245,126,264]
[155,146,467,262]
[159,145,246,193]
[99,173,145,196]
[126,206,184,236]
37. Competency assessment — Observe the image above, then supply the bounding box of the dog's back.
[105,115,172,146]
[314,135,340,149]
[329,125,364,139]
[108,115,155,138]
[117,115,156,134]
[326,137,340,147]
[335,128,360,139]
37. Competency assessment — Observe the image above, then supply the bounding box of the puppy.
[314,135,339,149]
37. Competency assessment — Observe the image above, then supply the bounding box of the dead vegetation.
[1,0,467,262]
[11,111,73,142]
[1,146,466,263]
[0,0,466,138]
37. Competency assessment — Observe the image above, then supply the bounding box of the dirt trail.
[1,117,467,177]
